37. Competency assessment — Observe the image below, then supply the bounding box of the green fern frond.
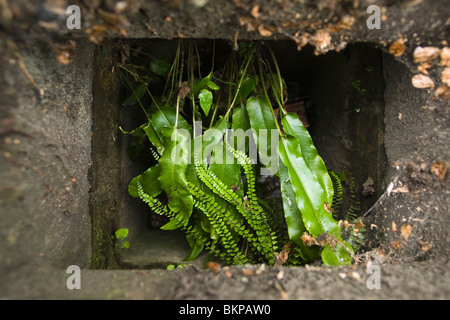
[150,147,160,161]
[136,181,214,251]
[328,170,343,217]
[188,182,248,264]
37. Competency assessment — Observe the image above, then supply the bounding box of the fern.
[192,144,280,264]
[124,41,356,267]
[328,170,343,219]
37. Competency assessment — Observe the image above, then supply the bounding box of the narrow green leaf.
[184,236,204,261]
[236,74,257,103]
[122,83,146,106]
[278,160,319,262]
[246,95,278,174]
[278,135,352,265]
[192,73,212,97]
[158,127,193,224]
[207,80,219,91]
[198,89,213,116]
[158,217,180,230]
[281,113,334,202]
[143,122,165,155]
[279,135,335,236]
[192,116,229,164]
[150,59,171,76]
[151,106,191,141]
[128,164,162,198]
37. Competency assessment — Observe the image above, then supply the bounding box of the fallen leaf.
[392,221,397,232]
[323,202,334,213]
[312,29,331,54]
[243,269,253,276]
[328,15,355,32]
[355,220,364,229]
[413,46,441,63]
[239,15,257,31]
[430,161,447,180]
[389,38,407,57]
[301,232,318,246]
[222,266,232,277]
[417,62,433,74]
[434,85,450,100]
[419,240,432,252]
[276,270,284,280]
[391,185,409,194]
[274,243,291,266]
[400,224,412,241]
[258,24,274,37]
[440,47,450,66]
[391,240,403,250]
[206,261,221,273]
[53,43,76,65]
[179,81,190,98]
[441,67,450,86]
[250,4,260,18]
[411,74,434,89]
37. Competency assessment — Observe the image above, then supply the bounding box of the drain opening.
[92,39,386,269]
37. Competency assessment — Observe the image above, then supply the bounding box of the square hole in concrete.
[90,39,386,269]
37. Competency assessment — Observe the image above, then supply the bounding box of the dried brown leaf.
[239,16,257,31]
[301,232,318,246]
[323,201,334,213]
[413,46,441,63]
[440,47,450,67]
[391,185,409,194]
[400,224,412,241]
[179,81,190,99]
[392,221,397,232]
[389,38,407,57]
[328,15,355,32]
[206,261,221,273]
[417,62,433,75]
[257,24,274,37]
[441,67,450,86]
[53,41,76,65]
[430,161,447,180]
[312,29,331,54]
[243,269,253,276]
[411,74,434,89]
[391,240,403,250]
[434,85,450,100]
[419,240,432,252]
[250,4,260,18]
[274,243,291,266]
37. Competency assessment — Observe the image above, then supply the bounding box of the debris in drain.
[400,224,412,241]
[430,161,447,180]
[362,176,375,196]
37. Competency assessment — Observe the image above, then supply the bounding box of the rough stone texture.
[0,37,94,274]
[1,0,449,300]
